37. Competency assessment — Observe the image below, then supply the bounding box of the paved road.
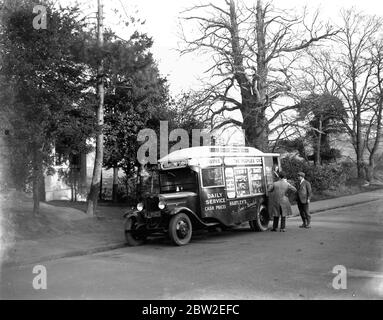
[1,199,383,299]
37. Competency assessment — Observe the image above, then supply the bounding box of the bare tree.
[365,39,383,181]
[179,0,337,151]
[309,9,383,178]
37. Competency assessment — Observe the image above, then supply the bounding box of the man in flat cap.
[296,172,312,228]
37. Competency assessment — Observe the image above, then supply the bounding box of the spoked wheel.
[169,213,192,246]
[125,217,146,246]
[249,206,270,232]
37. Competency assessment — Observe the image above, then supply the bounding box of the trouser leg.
[303,204,311,226]
[273,217,279,230]
[281,216,286,230]
[298,201,306,226]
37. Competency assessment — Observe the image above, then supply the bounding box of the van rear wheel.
[249,206,269,232]
[169,213,192,246]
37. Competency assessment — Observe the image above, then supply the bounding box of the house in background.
[0,112,115,201]
[44,146,120,202]
[44,148,88,201]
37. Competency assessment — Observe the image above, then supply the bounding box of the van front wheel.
[125,217,146,246]
[249,206,269,232]
[169,213,192,246]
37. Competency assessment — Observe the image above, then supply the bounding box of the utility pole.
[86,0,104,216]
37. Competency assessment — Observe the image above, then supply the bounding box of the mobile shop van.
[124,146,281,246]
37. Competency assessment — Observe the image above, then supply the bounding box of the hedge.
[280,156,356,193]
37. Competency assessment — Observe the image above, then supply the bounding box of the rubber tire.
[249,206,269,232]
[169,213,192,246]
[125,217,146,246]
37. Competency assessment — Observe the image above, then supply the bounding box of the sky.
[64,0,383,95]
[109,0,383,95]
[57,0,383,144]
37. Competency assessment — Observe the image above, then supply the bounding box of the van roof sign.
[224,157,262,166]
[158,146,279,166]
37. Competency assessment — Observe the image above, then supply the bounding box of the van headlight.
[158,200,166,210]
[136,202,144,211]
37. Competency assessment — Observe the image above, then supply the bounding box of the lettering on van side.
[205,198,226,205]
[205,192,226,210]
[229,200,248,206]
[207,193,223,199]
[205,204,227,211]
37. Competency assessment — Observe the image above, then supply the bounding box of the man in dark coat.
[296,172,312,228]
[268,172,297,232]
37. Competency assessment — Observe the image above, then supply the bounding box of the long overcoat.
[268,179,297,218]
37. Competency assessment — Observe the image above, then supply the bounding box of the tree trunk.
[256,0,268,107]
[87,183,100,215]
[242,108,269,151]
[86,0,104,216]
[32,147,42,216]
[316,117,322,166]
[99,170,103,201]
[356,139,364,179]
[242,0,269,152]
[366,95,382,182]
[70,168,74,202]
[112,166,119,203]
[366,161,374,182]
[32,174,40,215]
[228,0,269,152]
[87,129,104,215]
[349,111,365,179]
[355,97,365,179]
[39,175,46,202]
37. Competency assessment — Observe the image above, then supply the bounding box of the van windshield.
[159,168,198,193]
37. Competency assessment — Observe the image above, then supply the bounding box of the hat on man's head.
[297,172,305,178]
[278,171,286,179]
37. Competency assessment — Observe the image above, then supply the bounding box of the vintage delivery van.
[124,146,281,246]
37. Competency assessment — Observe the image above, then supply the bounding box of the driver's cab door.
[199,166,231,224]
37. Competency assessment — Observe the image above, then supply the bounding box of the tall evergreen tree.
[102,32,169,201]
[0,0,94,214]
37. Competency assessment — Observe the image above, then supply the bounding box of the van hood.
[159,192,197,200]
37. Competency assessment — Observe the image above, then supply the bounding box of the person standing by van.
[268,172,297,232]
[296,172,312,228]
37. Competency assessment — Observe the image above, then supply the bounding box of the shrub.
[339,161,357,181]
[281,156,356,194]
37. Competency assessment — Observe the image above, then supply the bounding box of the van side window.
[234,168,250,197]
[201,167,224,187]
[249,167,264,194]
[229,166,264,198]
[225,168,236,199]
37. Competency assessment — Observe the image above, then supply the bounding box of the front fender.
[169,207,206,228]
[124,210,139,219]
[123,210,148,230]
